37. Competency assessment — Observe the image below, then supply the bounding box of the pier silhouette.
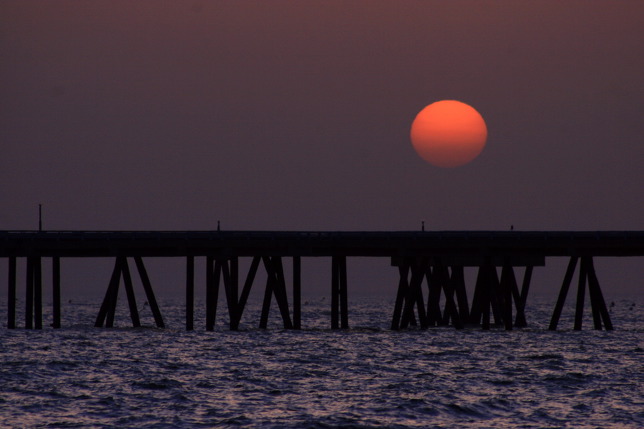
[3,230,643,331]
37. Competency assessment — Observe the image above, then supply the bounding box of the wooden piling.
[549,256,578,330]
[440,265,463,329]
[120,257,141,328]
[274,257,293,329]
[25,257,34,329]
[134,256,164,328]
[52,257,61,329]
[329,255,349,329]
[34,257,42,329]
[259,257,273,329]
[331,256,339,329]
[399,261,427,329]
[7,256,16,329]
[426,264,442,326]
[293,256,301,329]
[412,264,428,329]
[391,262,408,330]
[339,256,349,329]
[399,264,414,329]
[205,256,220,331]
[481,263,492,330]
[514,266,532,328]
[229,258,239,329]
[186,256,194,331]
[451,266,470,323]
[585,256,613,330]
[95,259,121,327]
[205,256,214,330]
[236,256,260,328]
[221,258,239,330]
[583,256,602,330]
[574,256,587,331]
[258,256,292,329]
[469,266,485,325]
[105,261,120,328]
[489,267,503,327]
[500,264,515,330]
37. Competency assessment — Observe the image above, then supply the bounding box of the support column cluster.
[549,256,612,331]
[391,257,533,331]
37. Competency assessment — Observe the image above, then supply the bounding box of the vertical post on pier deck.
[293,256,301,329]
[52,257,61,329]
[186,256,194,331]
[25,257,34,329]
[7,257,16,329]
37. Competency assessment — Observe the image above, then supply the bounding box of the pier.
[2,230,643,331]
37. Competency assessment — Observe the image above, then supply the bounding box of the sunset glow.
[410,100,488,168]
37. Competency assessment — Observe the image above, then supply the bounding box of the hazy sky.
[1,1,642,301]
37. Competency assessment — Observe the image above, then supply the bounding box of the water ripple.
[0,299,642,427]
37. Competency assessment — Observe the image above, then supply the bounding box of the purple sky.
[1,1,643,300]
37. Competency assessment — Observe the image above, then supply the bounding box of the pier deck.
[2,230,644,258]
[2,230,643,331]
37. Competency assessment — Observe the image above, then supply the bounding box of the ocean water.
[0,297,642,428]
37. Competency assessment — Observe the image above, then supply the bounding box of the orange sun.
[410,100,488,168]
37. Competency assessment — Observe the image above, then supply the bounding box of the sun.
[410,100,488,168]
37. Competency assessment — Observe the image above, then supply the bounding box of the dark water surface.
[1,298,642,428]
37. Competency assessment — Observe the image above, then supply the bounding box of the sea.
[0,296,642,428]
